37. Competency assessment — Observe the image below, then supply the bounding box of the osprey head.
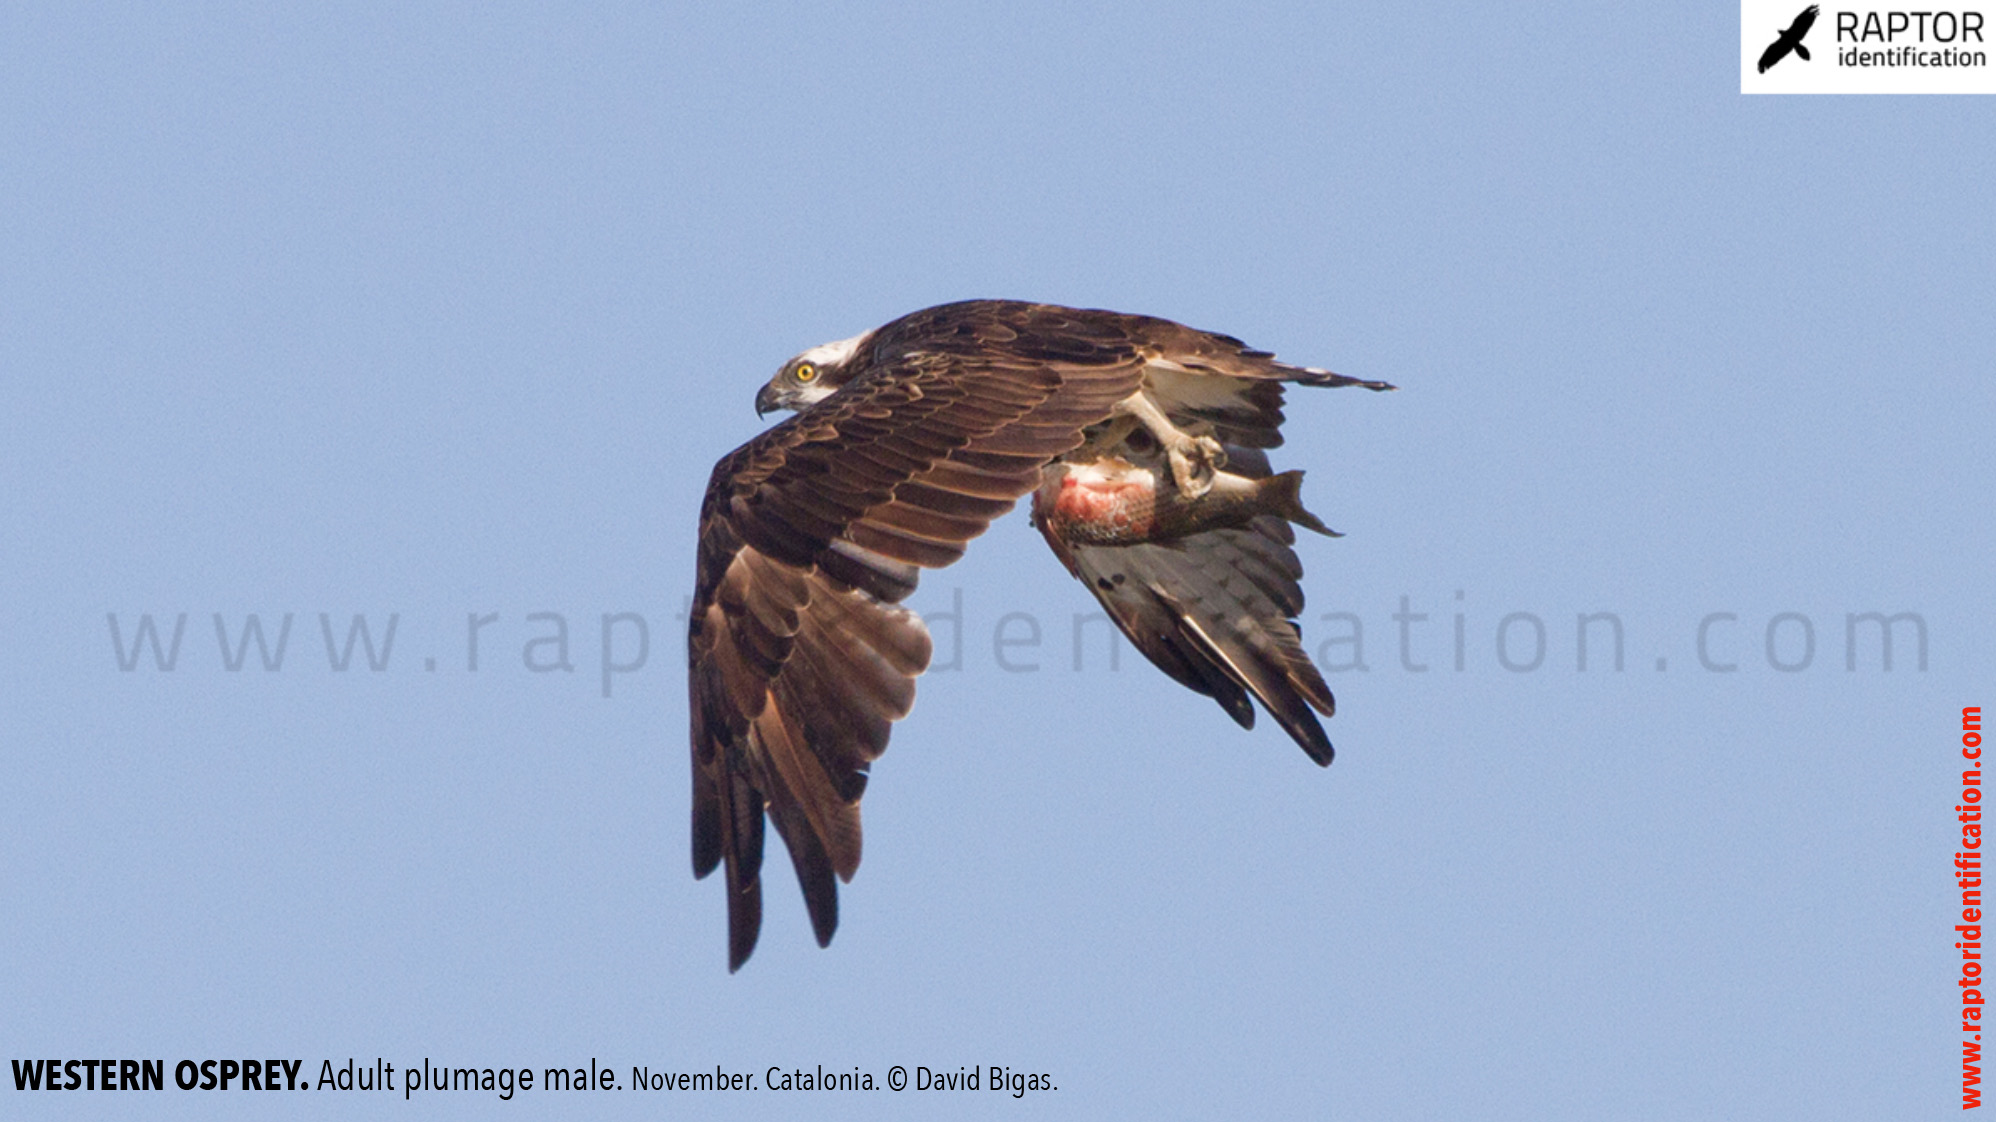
[755,331,869,416]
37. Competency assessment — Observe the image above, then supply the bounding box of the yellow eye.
[795,363,818,383]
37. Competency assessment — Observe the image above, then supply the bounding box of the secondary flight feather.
[687,299,1392,970]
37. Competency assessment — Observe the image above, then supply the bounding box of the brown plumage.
[688,300,1393,970]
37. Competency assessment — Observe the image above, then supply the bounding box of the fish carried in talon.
[1038,457,1337,546]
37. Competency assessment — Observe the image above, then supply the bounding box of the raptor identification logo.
[1741,0,1996,91]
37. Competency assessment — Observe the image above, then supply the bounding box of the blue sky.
[3,3,1991,1119]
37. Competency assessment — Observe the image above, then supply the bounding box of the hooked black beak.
[754,383,780,418]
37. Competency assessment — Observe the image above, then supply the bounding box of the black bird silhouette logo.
[1759,5,1820,72]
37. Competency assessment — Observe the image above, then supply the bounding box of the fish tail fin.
[1262,471,1341,537]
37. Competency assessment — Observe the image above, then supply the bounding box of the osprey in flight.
[688,300,1392,969]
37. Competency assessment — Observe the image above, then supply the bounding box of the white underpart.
[1142,359,1254,414]
[1066,455,1258,500]
[1066,458,1157,489]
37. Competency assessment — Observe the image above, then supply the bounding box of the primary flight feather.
[687,299,1392,970]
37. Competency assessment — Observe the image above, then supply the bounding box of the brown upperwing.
[689,314,1148,971]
